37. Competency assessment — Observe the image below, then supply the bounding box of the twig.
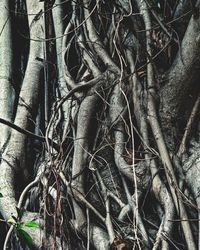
[178,93,200,158]
[3,177,40,250]
[95,170,115,243]
[59,171,105,222]
[0,117,59,151]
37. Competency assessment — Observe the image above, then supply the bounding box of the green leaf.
[18,228,33,245]
[24,221,39,228]
[16,223,23,230]
[0,193,3,198]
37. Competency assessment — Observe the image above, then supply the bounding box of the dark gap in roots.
[66,40,81,81]
[0,214,7,250]
[142,191,161,247]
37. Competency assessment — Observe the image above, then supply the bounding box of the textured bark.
[0,0,15,149]
[159,14,200,145]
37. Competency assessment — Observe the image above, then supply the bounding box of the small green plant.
[0,193,3,198]
[8,215,39,246]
